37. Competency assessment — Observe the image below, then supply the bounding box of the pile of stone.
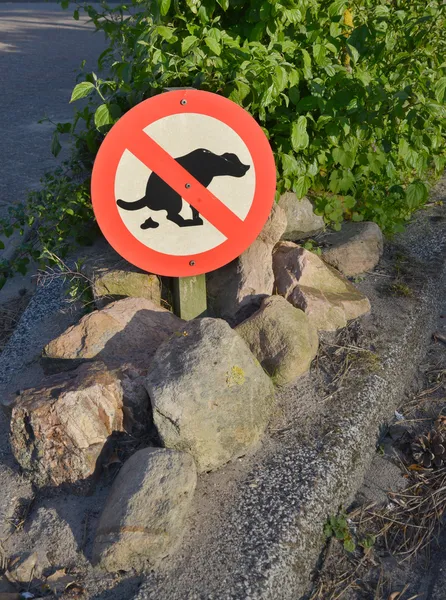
[6,193,384,574]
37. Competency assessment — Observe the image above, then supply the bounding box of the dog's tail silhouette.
[117,198,147,211]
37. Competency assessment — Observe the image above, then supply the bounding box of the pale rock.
[93,447,196,572]
[206,203,287,324]
[146,318,275,472]
[273,242,371,332]
[10,362,139,491]
[321,221,384,276]
[236,295,318,385]
[81,237,161,308]
[278,193,325,241]
[42,297,184,373]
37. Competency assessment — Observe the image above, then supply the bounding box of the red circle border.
[91,90,277,277]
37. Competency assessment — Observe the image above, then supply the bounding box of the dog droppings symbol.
[91,90,276,277]
[117,148,250,230]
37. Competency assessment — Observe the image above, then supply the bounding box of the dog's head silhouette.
[180,149,250,179]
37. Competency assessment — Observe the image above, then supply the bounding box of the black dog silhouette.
[117,148,250,229]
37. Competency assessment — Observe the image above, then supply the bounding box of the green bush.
[1,0,445,282]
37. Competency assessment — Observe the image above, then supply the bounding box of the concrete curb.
[132,186,446,599]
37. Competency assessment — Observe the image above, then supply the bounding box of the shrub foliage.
[1,0,445,282]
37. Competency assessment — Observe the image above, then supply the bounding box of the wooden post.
[173,275,207,320]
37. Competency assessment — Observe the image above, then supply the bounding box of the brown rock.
[9,362,143,491]
[206,203,287,324]
[42,297,184,373]
[321,221,384,276]
[93,448,197,572]
[236,295,318,385]
[273,243,371,331]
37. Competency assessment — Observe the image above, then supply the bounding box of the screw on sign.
[91,90,276,279]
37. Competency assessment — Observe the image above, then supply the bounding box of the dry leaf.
[0,594,21,600]
[388,593,400,600]
[46,569,76,594]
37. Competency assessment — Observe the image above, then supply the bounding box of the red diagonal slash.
[125,128,246,240]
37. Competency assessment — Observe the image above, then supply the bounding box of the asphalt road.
[0,3,105,221]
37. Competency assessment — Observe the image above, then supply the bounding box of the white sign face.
[114,113,255,256]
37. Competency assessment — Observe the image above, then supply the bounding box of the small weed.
[390,282,413,297]
[302,239,322,256]
[324,512,356,553]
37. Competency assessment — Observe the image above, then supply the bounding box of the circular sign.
[91,90,276,277]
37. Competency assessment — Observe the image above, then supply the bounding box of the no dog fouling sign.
[91,90,276,277]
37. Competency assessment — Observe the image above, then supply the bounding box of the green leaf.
[159,0,171,16]
[94,104,113,129]
[291,116,309,151]
[328,0,347,18]
[70,81,95,103]
[185,0,199,13]
[272,66,287,92]
[302,49,312,79]
[282,153,298,176]
[0,240,4,250]
[205,37,221,55]
[434,77,446,104]
[375,5,390,18]
[347,44,360,64]
[182,35,198,54]
[51,133,62,157]
[156,26,175,41]
[294,175,312,199]
[73,9,79,20]
[216,0,229,9]
[313,44,326,66]
[343,537,356,553]
[406,181,428,209]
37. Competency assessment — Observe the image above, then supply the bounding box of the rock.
[235,295,318,385]
[321,221,384,276]
[273,242,371,331]
[82,241,161,309]
[93,447,196,572]
[42,297,184,373]
[278,193,325,241]
[10,362,134,490]
[206,203,287,324]
[146,318,275,472]
[5,550,50,586]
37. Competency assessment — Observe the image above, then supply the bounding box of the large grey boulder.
[206,203,287,324]
[321,221,384,276]
[93,448,197,572]
[278,193,325,241]
[10,362,148,491]
[235,295,318,386]
[146,318,275,472]
[273,242,371,332]
[42,297,184,373]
